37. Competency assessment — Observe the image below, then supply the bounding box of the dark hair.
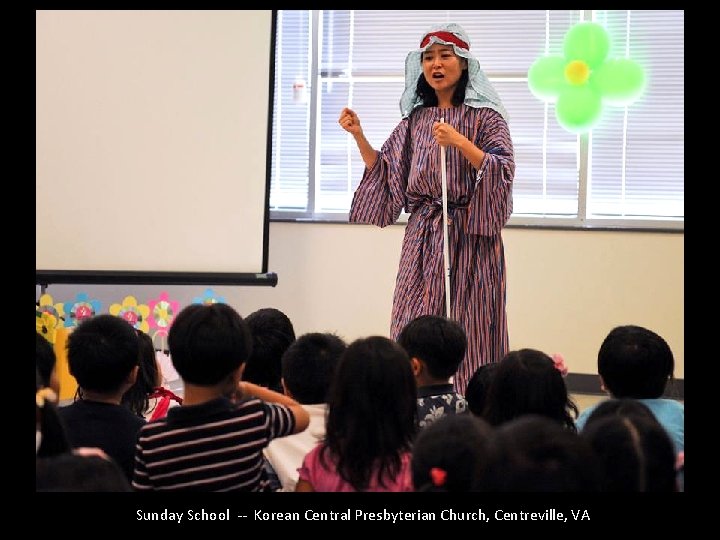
[36,333,56,387]
[416,68,469,107]
[598,325,674,398]
[67,314,139,393]
[482,415,601,492]
[168,303,251,386]
[281,332,346,404]
[581,413,677,491]
[322,336,417,491]
[36,369,70,458]
[465,362,499,417]
[121,330,159,416]
[36,454,131,492]
[243,308,295,392]
[483,349,578,431]
[397,315,466,380]
[412,414,492,492]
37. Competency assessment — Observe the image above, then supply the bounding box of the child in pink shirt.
[296,336,416,492]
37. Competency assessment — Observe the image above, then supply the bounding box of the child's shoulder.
[646,398,684,413]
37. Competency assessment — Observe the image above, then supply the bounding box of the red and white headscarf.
[400,22,508,121]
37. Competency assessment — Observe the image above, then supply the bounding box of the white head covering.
[399,23,508,121]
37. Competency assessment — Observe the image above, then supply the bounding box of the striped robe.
[349,104,514,394]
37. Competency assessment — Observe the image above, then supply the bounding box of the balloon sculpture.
[528,22,645,133]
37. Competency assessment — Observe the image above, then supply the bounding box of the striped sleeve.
[348,118,411,227]
[466,108,515,237]
[132,436,152,491]
[262,402,296,441]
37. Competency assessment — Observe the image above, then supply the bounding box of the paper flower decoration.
[528,22,645,133]
[36,309,59,344]
[36,293,64,343]
[551,353,569,378]
[109,295,150,333]
[37,293,64,321]
[192,288,225,305]
[62,293,102,328]
[148,291,180,335]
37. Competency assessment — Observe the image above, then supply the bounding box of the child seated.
[412,414,493,491]
[483,348,578,431]
[397,315,468,428]
[264,332,346,492]
[132,303,309,491]
[58,314,145,480]
[122,330,182,420]
[581,399,678,491]
[296,336,416,492]
[576,325,683,455]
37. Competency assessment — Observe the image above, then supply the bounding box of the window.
[270,10,683,230]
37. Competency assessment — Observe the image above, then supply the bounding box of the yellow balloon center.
[564,60,590,85]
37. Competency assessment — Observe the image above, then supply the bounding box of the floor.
[572,393,606,415]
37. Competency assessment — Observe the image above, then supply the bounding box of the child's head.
[121,330,161,416]
[412,414,493,492]
[324,336,417,490]
[482,415,601,492]
[36,332,60,400]
[36,454,131,492]
[464,362,498,417]
[585,397,656,425]
[243,307,295,391]
[67,314,139,395]
[397,315,467,383]
[483,349,578,431]
[168,303,252,386]
[281,332,346,404]
[581,410,677,491]
[598,325,674,398]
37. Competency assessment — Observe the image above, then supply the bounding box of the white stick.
[440,118,452,319]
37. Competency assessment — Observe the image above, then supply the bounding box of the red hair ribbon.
[148,387,183,421]
[430,467,447,487]
[149,386,183,403]
[420,31,469,50]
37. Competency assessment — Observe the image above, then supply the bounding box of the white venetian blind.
[588,10,684,220]
[271,10,312,212]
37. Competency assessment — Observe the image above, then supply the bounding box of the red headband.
[420,31,469,50]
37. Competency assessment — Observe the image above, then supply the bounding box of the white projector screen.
[36,10,276,286]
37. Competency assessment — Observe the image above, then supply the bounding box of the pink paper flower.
[148,292,180,333]
[551,353,569,378]
[109,295,150,333]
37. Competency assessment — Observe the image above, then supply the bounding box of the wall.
[42,221,684,379]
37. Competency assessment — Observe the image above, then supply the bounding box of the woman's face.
[421,44,467,96]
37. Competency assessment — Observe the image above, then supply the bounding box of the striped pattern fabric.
[349,105,514,394]
[132,396,296,491]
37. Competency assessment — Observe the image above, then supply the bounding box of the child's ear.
[598,375,607,393]
[234,363,245,383]
[226,365,244,400]
[281,377,292,398]
[411,357,422,376]
[127,365,140,385]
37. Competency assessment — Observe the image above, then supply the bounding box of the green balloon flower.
[528,22,646,133]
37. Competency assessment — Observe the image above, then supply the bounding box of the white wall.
[42,221,683,378]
